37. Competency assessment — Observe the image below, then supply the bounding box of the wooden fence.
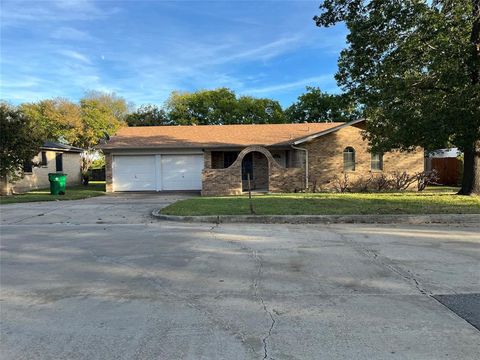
[429,157,461,186]
[90,168,105,181]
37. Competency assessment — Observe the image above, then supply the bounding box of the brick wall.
[202,146,305,196]
[305,125,424,191]
[252,152,268,189]
[105,152,113,192]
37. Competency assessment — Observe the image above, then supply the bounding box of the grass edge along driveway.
[0,182,106,205]
[161,190,480,216]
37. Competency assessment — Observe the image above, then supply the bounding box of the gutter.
[291,144,308,190]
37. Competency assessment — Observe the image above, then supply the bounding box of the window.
[371,153,383,171]
[223,151,239,168]
[23,161,33,173]
[41,151,48,166]
[55,153,63,172]
[343,147,355,171]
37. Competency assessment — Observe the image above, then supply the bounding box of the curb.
[151,210,480,225]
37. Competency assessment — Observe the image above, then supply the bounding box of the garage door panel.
[113,156,156,191]
[161,155,203,190]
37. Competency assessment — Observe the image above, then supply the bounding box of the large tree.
[75,91,127,149]
[285,86,359,122]
[235,96,286,124]
[0,103,44,185]
[76,92,127,177]
[20,98,82,145]
[126,104,173,126]
[314,0,480,194]
[165,88,286,125]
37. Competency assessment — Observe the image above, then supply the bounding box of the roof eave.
[40,146,83,153]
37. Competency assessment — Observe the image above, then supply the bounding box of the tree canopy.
[0,102,44,181]
[285,86,359,122]
[19,92,127,151]
[126,104,172,126]
[314,0,480,194]
[165,88,286,125]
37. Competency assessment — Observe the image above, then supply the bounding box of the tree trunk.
[459,1,480,195]
[458,143,480,195]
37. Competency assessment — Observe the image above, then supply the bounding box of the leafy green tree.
[76,91,127,148]
[82,90,130,122]
[165,88,286,125]
[314,0,480,194]
[285,87,359,122]
[20,98,82,145]
[236,96,286,124]
[0,102,44,184]
[166,88,237,125]
[78,94,126,178]
[126,104,173,126]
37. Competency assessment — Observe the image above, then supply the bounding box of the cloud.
[57,49,92,64]
[51,27,94,41]
[0,0,121,26]
[209,35,303,64]
[244,75,338,95]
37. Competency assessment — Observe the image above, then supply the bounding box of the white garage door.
[112,154,204,191]
[113,155,156,191]
[161,155,203,190]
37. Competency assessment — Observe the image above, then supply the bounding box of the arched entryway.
[242,151,269,191]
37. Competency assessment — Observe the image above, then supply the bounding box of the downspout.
[291,144,309,190]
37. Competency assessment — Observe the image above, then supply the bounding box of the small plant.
[390,171,417,191]
[333,173,350,193]
[416,170,439,191]
[351,175,372,192]
[370,173,392,191]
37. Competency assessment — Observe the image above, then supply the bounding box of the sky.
[0,0,348,108]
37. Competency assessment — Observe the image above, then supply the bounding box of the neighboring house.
[2,142,83,195]
[101,119,424,195]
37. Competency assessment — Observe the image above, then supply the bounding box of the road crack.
[337,230,432,296]
[209,225,277,359]
[251,250,276,359]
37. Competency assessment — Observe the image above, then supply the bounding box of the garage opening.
[242,151,269,192]
[112,154,203,192]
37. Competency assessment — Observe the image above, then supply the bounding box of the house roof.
[41,141,83,153]
[101,122,347,150]
[293,118,366,145]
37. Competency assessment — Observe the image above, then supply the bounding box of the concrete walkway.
[1,194,479,359]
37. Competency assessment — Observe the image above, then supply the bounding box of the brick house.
[101,119,424,195]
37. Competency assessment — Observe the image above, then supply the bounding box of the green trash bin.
[48,173,67,195]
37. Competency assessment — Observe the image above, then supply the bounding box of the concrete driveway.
[1,194,479,359]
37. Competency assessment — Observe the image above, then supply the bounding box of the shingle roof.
[101,123,344,150]
[42,141,83,153]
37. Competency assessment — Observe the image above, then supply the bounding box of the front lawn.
[161,188,480,216]
[0,181,106,205]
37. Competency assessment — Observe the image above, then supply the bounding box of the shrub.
[332,173,350,193]
[416,170,439,191]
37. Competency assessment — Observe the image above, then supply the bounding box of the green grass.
[161,187,480,216]
[0,181,106,205]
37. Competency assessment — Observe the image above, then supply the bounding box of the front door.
[242,153,253,190]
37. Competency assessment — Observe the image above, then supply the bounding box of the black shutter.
[41,151,47,166]
[55,153,63,172]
